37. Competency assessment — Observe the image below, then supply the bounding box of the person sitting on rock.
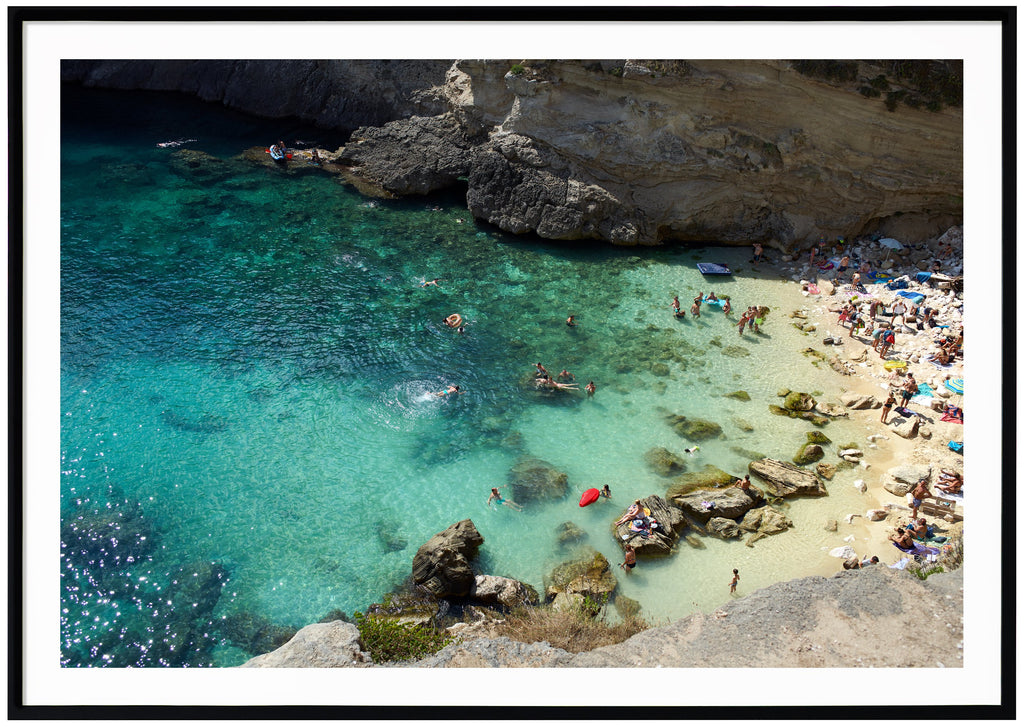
[615,500,643,526]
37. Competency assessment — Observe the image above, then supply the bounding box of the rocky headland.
[63,59,962,248]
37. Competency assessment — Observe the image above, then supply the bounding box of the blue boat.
[696,262,732,276]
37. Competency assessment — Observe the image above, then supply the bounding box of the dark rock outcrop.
[749,458,828,498]
[671,487,760,523]
[64,59,963,247]
[612,495,688,555]
[411,520,484,599]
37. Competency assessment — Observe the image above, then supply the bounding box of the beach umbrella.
[944,377,963,407]
[878,237,904,264]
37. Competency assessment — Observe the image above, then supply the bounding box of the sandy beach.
[762,229,965,566]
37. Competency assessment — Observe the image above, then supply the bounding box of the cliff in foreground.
[243,565,963,668]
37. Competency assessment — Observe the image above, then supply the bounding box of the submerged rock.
[665,413,724,441]
[723,390,751,401]
[555,521,586,546]
[508,457,569,502]
[643,446,689,477]
[665,464,736,498]
[793,442,825,466]
[816,462,837,480]
[706,516,741,539]
[783,391,816,411]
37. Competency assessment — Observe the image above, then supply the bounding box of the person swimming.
[436,385,462,397]
[488,486,523,511]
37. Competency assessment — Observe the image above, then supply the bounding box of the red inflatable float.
[579,488,600,507]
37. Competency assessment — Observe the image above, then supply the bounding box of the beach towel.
[891,541,939,561]
[948,441,963,453]
[911,382,935,403]
[927,358,953,370]
[915,271,933,284]
[940,412,963,424]
[896,290,926,304]
[885,279,909,290]
[889,557,913,570]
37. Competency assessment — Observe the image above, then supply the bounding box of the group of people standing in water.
[672,290,768,336]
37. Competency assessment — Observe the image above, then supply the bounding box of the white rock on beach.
[866,509,888,521]
[829,545,857,559]
[852,479,867,493]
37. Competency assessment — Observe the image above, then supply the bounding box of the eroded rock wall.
[63,59,963,248]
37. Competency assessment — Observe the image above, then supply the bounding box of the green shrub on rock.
[353,612,454,663]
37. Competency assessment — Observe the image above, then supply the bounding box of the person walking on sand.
[881,390,896,423]
[878,328,895,358]
[891,300,907,327]
[488,486,523,511]
[809,241,820,268]
[620,545,637,573]
[729,568,740,594]
[585,381,596,396]
[752,242,763,265]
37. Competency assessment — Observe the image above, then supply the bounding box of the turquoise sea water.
[60,87,878,667]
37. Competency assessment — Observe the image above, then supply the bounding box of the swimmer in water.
[421,278,441,287]
[585,381,596,396]
[488,486,523,511]
[600,484,612,499]
[566,315,576,327]
[535,362,548,377]
[685,446,700,455]
[557,369,575,382]
[436,385,462,397]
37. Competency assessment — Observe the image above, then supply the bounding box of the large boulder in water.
[793,442,825,466]
[507,457,569,502]
[665,464,736,498]
[665,413,724,441]
[783,391,817,411]
[671,487,760,523]
[470,575,539,610]
[545,547,618,607]
[748,458,828,497]
[738,505,794,545]
[612,495,688,556]
[411,520,484,598]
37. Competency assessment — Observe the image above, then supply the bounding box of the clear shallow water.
[60,87,880,667]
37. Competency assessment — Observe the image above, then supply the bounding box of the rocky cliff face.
[64,59,963,247]
[241,566,963,669]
